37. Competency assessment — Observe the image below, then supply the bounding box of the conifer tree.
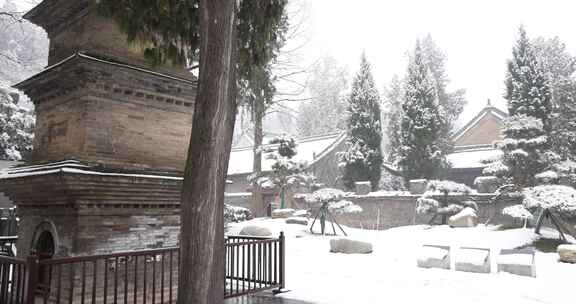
[398,42,448,183]
[338,53,382,191]
[382,75,403,164]
[421,35,466,156]
[505,26,552,132]
[500,27,554,187]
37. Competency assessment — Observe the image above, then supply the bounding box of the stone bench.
[497,248,536,277]
[417,245,450,269]
[455,247,491,273]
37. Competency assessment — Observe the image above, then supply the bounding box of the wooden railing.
[0,233,285,304]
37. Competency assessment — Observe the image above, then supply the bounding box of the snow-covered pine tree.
[504,26,552,132]
[420,35,466,155]
[500,27,554,187]
[382,75,403,164]
[0,86,35,160]
[532,36,576,160]
[398,41,448,183]
[499,114,549,187]
[549,79,576,160]
[338,53,382,191]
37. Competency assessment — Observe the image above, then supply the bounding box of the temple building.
[0,0,197,258]
[446,101,507,186]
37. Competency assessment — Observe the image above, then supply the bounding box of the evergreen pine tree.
[338,53,382,191]
[504,26,552,132]
[532,36,576,160]
[382,75,404,163]
[499,114,549,187]
[398,41,448,183]
[420,35,466,156]
[500,27,554,187]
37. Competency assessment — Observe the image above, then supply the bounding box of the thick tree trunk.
[251,100,266,217]
[177,0,237,303]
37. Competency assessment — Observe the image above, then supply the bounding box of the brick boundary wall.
[292,194,522,230]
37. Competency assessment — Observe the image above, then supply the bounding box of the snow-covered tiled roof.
[451,105,508,143]
[227,133,346,175]
[447,148,502,169]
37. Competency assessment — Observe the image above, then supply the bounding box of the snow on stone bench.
[497,248,536,277]
[455,247,490,273]
[329,238,373,254]
[417,245,450,269]
[286,217,308,226]
[272,208,295,219]
[239,225,273,237]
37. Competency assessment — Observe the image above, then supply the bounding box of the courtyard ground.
[228,218,576,304]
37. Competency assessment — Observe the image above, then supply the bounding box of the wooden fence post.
[278,232,285,290]
[24,252,39,304]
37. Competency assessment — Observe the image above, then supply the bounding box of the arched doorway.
[33,230,55,296]
[35,230,55,259]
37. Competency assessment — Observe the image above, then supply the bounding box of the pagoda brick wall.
[17,206,180,257]
[25,56,196,173]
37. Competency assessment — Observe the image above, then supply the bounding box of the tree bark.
[251,99,266,217]
[177,0,237,303]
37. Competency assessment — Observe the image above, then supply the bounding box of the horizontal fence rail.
[0,233,284,304]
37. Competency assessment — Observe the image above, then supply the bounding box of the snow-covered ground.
[228,218,576,304]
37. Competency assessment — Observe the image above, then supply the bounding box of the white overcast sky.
[15,0,576,125]
[298,0,576,124]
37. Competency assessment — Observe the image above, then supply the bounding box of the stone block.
[455,247,490,273]
[417,245,450,269]
[292,210,310,217]
[497,249,536,277]
[286,217,308,226]
[449,207,478,228]
[558,244,576,264]
[271,208,295,219]
[329,238,373,254]
[239,225,273,237]
[474,176,499,193]
[355,181,371,195]
[409,179,428,195]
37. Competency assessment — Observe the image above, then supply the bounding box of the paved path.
[225,292,314,304]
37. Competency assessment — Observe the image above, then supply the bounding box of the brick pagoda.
[0,0,196,257]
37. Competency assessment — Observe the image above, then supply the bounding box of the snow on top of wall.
[228,133,345,175]
[447,148,503,169]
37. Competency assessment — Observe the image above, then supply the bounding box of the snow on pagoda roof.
[227,133,346,175]
[14,53,196,91]
[447,147,502,169]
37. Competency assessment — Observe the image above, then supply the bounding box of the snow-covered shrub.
[305,188,346,204]
[502,204,534,221]
[535,170,559,185]
[224,204,252,224]
[425,180,473,196]
[305,188,362,235]
[522,185,576,219]
[416,197,439,214]
[416,180,477,224]
[379,169,405,191]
